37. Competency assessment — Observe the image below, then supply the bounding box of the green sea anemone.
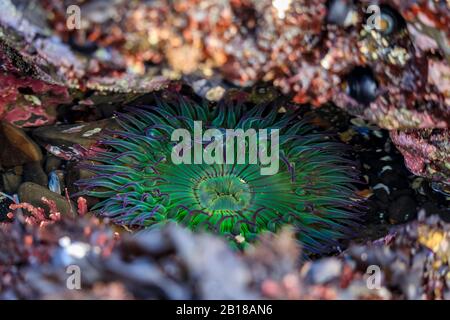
[77,93,360,255]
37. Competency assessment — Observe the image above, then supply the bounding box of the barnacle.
[377,4,406,36]
[77,94,361,255]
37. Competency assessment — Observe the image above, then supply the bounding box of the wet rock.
[345,67,379,105]
[305,258,343,284]
[45,156,62,174]
[0,121,43,167]
[388,195,417,224]
[380,169,408,189]
[372,188,389,210]
[66,162,98,207]
[33,118,119,149]
[421,202,450,223]
[17,182,74,214]
[94,223,255,299]
[23,161,48,187]
[327,0,353,26]
[390,129,449,188]
[131,230,174,257]
[168,225,254,299]
[1,171,22,194]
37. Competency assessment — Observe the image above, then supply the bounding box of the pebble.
[45,156,62,174]
[1,171,22,194]
[18,182,74,215]
[373,183,390,195]
[0,121,43,167]
[373,188,389,208]
[305,258,343,284]
[65,163,99,207]
[23,161,48,187]
[388,195,417,224]
[380,169,408,189]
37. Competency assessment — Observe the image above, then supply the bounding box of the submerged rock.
[33,118,120,152]
[391,129,450,191]
[17,182,74,215]
[2,199,450,300]
[0,121,42,167]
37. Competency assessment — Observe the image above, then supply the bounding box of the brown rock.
[23,161,48,187]
[1,171,22,194]
[0,121,43,167]
[33,118,120,149]
[66,162,99,208]
[45,156,62,174]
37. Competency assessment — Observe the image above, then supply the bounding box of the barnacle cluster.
[77,94,361,254]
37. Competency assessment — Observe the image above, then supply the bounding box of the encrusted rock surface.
[38,0,449,129]
[390,129,449,188]
[1,0,447,183]
[1,209,450,300]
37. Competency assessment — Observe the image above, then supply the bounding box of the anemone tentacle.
[77,94,361,255]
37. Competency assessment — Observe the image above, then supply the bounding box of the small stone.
[326,0,352,26]
[66,162,98,207]
[373,183,390,195]
[380,165,393,174]
[45,156,62,174]
[388,195,417,224]
[380,170,408,189]
[373,130,383,138]
[1,172,22,194]
[205,86,226,101]
[305,258,343,284]
[18,182,74,215]
[0,121,43,167]
[23,162,48,187]
[373,187,389,205]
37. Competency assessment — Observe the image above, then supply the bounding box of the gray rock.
[168,225,255,299]
[18,182,74,214]
[305,258,343,284]
[45,156,62,174]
